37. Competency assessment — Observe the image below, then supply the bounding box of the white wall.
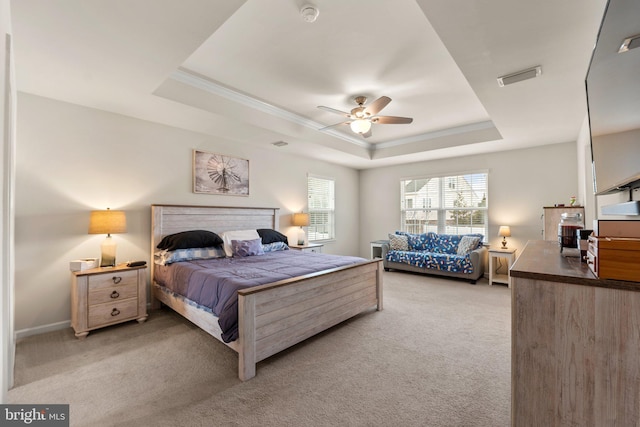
[359,142,580,256]
[576,114,640,225]
[576,116,597,226]
[14,93,360,334]
[1,0,15,402]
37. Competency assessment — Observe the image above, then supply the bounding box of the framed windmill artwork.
[193,150,249,196]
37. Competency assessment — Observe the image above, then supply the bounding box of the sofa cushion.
[431,234,462,254]
[388,233,409,251]
[396,231,436,251]
[386,250,474,274]
[431,233,483,254]
[457,235,482,256]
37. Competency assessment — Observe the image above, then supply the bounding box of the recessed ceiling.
[11,0,608,169]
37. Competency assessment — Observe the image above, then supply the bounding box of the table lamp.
[498,225,511,249]
[292,212,310,245]
[89,208,127,267]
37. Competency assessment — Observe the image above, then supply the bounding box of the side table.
[370,240,388,259]
[489,248,517,287]
[71,264,148,338]
[289,243,323,253]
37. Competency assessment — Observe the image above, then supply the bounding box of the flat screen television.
[586,0,640,196]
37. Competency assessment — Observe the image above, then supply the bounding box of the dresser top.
[510,240,640,291]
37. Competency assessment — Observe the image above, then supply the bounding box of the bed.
[150,204,383,381]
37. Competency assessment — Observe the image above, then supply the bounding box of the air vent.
[497,66,542,87]
[619,34,640,53]
[271,141,288,147]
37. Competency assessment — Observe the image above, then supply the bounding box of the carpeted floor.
[9,271,511,426]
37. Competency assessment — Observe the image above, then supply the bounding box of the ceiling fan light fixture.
[350,119,371,134]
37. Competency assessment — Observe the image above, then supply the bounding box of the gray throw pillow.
[457,236,481,256]
[388,234,409,251]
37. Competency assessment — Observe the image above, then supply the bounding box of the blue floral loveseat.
[382,232,487,284]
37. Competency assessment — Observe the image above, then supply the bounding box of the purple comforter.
[154,250,367,342]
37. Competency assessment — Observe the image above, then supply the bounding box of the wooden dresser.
[510,240,640,426]
[71,264,148,338]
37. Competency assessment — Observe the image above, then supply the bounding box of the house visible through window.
[307,174,335,241]
[400,172,488,237]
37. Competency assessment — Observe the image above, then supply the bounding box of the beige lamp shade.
[88,208,127,235]
[498,226,511,237]
[292,212,310,227]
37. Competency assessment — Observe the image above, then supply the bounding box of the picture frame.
[193,150,250,196]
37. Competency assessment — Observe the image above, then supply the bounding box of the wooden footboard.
[238,259,383,380]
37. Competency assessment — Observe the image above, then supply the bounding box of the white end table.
[489,248,517,287]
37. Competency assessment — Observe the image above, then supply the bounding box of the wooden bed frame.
[150,204,383,381]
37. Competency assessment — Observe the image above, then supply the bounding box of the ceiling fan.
[317,96,413,138]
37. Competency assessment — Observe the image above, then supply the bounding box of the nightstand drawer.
[88,269,137,290]
[88,282,137,305]
[88,298,138,328]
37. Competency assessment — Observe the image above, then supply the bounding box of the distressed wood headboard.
[150,204,280,278]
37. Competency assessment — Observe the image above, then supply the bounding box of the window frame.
[307,173,335,242]
[400,170,488,238]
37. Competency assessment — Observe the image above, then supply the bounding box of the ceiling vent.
[619,34,640,53]
[271,141,288,147]
[497,66,542,87]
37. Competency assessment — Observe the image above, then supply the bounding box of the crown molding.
[171,69,371,149]
[171,68,495,154]
[374,120,496,149]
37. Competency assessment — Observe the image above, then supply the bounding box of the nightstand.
[71,264,148,338]
[488,248,517,287]
[370,240,388,259]
[289,243,323,253]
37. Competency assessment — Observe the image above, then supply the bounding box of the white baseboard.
[15,320,70,340]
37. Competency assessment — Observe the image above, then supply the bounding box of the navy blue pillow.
[157,230,223,251]
[257,229,288,245]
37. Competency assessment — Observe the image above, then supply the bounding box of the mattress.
[154,250,367,342]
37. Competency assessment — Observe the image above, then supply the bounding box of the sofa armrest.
[469,246,488,273]
[381,242,391,259]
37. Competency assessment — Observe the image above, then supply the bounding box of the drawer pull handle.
[111,308,120,317]
[110,290,119,299]
[112,276,122,284]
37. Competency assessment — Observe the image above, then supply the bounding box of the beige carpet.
[9,271,511,426]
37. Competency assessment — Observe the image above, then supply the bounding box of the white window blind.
[400,172,488,237]
[307,174,335,241]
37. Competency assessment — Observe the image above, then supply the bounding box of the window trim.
[400,170,489,238]
[307,173,335,243]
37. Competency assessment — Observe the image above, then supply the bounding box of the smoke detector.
[301,5,319,23]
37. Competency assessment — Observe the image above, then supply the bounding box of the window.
[400,172,488,237]
[307,174,335,241]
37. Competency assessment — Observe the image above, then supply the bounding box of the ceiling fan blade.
[364,96,391,116]
[319,121,351,131]
[373,115,413,124]
[317,106,351,117]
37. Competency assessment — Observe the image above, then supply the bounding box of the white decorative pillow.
[388,233,409,251]
[220,229,260,257]
[457,236,481,256]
